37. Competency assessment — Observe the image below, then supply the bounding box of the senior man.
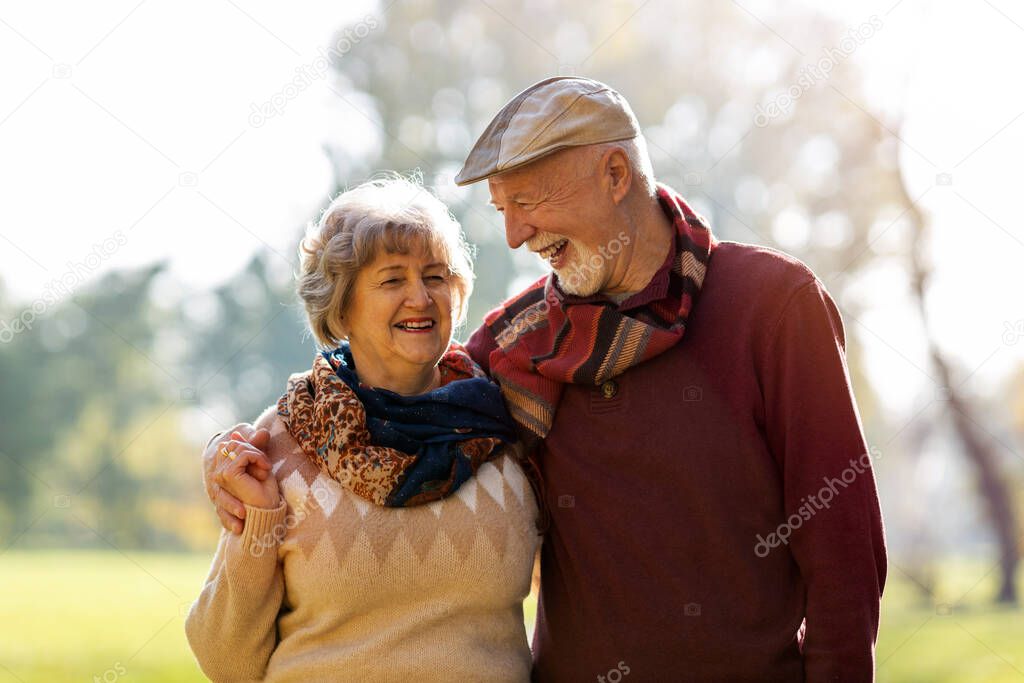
[203,77,886,681]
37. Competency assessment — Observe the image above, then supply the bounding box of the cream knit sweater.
[186,406,540,682]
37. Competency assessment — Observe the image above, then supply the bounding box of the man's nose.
[504,208,536,249]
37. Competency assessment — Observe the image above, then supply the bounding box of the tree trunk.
[904,187,1019,604]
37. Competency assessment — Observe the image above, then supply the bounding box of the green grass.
[0,550,1021,682]
[877,559,1024,682]
[0,550,210,682]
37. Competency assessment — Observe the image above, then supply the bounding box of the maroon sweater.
[466,240,887,682]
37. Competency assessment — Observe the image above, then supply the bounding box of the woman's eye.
[425,275,446,282]
[382,278,402,286]
[517,202,537,211]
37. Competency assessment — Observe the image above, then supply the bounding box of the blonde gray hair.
[296,174,474,348]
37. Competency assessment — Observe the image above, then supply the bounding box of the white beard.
[555,240,608,296]
[528,231,610,297]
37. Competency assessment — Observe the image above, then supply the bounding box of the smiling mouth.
[394,319,436,332]
[536,239,569,264]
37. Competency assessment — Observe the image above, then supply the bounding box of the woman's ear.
[333,314,350,341]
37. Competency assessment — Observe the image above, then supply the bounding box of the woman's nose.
[405,280,432,308]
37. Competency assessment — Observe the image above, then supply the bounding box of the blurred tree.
[47,265,174,546]
[0,265,181,547]
[1011,368,1024,436]
[907,186,1019,603]
[0,296,53,540]
[180,253,313,425]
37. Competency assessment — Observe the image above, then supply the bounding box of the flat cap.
[454,76,640,186]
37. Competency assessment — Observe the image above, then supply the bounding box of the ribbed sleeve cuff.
[239,499,289,558]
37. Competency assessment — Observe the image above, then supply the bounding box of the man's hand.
[203,424,271,534]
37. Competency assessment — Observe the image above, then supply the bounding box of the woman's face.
[342,245,454,386]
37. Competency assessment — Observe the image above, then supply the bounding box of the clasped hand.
[203,425,279,533]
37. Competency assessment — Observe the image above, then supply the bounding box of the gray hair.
[592,135,657,197]
[296,174,474,348]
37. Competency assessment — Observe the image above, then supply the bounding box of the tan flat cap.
[454,76,640,186]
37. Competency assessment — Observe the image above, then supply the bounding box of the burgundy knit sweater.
[467,240,887,682]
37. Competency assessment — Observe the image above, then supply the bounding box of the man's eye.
[517,202,537,211]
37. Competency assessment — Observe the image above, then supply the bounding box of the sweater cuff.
[239,499,289,557]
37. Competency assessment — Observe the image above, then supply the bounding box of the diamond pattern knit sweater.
[186,405,541,682]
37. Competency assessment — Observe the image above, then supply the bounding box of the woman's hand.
[203,425,271,533]
[213,435,281,511]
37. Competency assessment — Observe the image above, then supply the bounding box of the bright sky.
[1,0,1021,415]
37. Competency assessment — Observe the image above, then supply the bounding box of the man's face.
[487,149,623,296]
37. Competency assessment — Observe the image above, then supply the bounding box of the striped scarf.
[482,184,715,444]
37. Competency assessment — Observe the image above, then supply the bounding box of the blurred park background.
[2,0,1023,680]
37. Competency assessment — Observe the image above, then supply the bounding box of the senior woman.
[185,176,540,682]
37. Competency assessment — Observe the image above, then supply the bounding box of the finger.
[217,506,244,535]
[222,449,273,491]
[223,439,271,470]
[223,438,254,452]
[215,484,246,520]
[224,446,266,469]
[250,428,271,450]
[247,465,270,482]
[203,432,233,499]
[220,440,258,466]
[227,422,258,442]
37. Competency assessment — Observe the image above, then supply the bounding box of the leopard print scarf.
[277,342,516,507]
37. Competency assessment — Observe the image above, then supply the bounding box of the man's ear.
[602,146,632,205]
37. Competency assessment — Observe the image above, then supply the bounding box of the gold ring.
[220,447,237,461]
